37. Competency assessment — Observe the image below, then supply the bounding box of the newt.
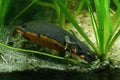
[12,21,96,62]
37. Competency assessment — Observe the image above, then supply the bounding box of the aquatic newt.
[12,21,96,62]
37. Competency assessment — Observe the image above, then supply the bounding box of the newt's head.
[77,50,96,62]
[73,43,96,62]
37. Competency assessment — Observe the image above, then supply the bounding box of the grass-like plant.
[0,0,12,31]
[55,0,120,62]
[88,0,120,61]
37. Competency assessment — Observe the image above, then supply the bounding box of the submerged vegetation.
[0,0,120,64]
[0,0,12,31]
[88,0,120,61]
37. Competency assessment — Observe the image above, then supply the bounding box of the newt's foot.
[64,35,78,58]
[64,35,76,44]
[64,35,76,50]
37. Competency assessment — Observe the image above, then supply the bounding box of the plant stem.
[0,0,11,31]
[73,0,85,18]
[35,0,55,9]
[59,0,68,28]
[98,54,108,62]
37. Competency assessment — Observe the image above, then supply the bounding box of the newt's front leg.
[64,35,77,58]
[64,35,76,50]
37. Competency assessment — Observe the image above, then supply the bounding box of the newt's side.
[12,21,96,62]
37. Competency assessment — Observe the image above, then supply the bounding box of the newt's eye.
[77,50,96,62]
[84,53,96,62]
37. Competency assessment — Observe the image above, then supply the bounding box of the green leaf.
[0,0,12,30]
[107,29,120,52]
[86,0,100,55]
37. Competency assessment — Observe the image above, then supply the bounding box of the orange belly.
[13,28,66,55]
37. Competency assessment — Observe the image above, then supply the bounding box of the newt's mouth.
[76,50,96,62]
[82,53,96,62]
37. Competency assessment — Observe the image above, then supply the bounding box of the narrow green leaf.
[86,0,100,55]
[35,0,55,9]
[94,0,100,12]
[112,8,120,32]
[59,0,68,28]
[0,0,11,26]
[107,29,120,52]
[53,0,60,20]
[74,0,85,18]
[102,0,113,53]
[95,0,111,53]
[113,0,120,8]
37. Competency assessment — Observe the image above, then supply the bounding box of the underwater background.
[0,0,120,80]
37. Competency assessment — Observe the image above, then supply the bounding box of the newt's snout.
[77,50,96,62]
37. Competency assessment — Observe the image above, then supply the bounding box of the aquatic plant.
[88,0,120,61]
[0,0,12,31]
[55,0,120,62]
